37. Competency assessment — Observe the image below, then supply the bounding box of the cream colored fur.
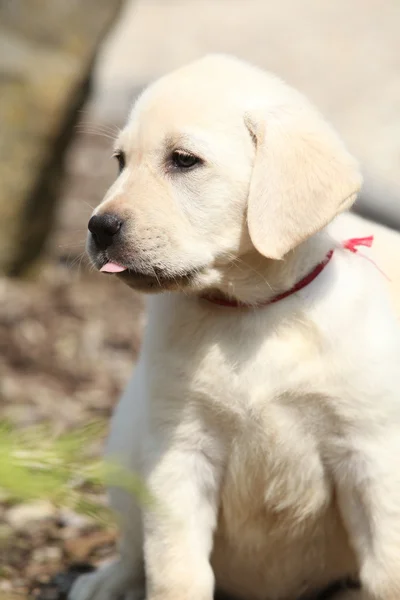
[70,55,400,600]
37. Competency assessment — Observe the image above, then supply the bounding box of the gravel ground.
[0,123,144,599]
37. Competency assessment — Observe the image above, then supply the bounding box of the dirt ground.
[0,123,144,598]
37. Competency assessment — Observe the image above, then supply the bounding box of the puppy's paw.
[146,565,214,600]
[68,559,142,600]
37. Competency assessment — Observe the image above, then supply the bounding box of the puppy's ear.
[245,107,362,259]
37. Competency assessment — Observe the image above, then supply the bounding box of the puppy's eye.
[113,150,126,173]
[171,150,201,170]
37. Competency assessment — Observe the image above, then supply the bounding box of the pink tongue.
[100,262,127,273]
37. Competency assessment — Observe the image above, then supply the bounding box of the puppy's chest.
[218,409,329,540]
[214,393,330,548]
[178,317,331,524]
[186,313,327,419]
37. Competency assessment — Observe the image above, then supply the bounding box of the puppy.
[70,55,400,600]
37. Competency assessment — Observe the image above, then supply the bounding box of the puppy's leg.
[335,430,400,600]
[70,370,146,600]
[69,494,144,600]
[69,481,145,600]
[68,552,143,600]
[143,441,221,600]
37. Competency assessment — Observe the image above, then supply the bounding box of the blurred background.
[1,0,400,597]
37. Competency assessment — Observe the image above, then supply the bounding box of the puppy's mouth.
[99,260,198,292]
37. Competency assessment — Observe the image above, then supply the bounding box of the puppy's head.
[87,55,362,293]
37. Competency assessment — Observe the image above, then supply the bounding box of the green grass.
[0,420,155,524]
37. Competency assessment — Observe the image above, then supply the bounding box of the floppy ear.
[245,107,362,259]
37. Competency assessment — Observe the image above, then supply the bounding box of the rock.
[0,0,123,276]
[58,508,95,534]
[0,580,13,594]
[32,545,63,564]
[6,500,57,530]
[64,530,117,561]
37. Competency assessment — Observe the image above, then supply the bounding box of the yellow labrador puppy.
[70,55,400,600]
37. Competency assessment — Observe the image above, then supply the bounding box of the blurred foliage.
[0,421,154,524]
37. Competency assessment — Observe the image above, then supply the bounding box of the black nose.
[88,214,122,250]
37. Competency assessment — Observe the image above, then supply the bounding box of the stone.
[32,545,63,564]
[6,500,56,530]
[58,508,95,532]
[0,0,123,275]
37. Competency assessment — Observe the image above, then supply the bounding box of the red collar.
[201,236,374,309]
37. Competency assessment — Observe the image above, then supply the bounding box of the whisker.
[57,243,86,249]
[62,254,79,270]
[74,129,118,142]
[77,121,121,136]
[151,266,162,288]
[172,273,184,295]
[87,261,96,274]
[81,200,96,211]
[75,127,118,137]
[68,252,86,269]
[76,252,87,276]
